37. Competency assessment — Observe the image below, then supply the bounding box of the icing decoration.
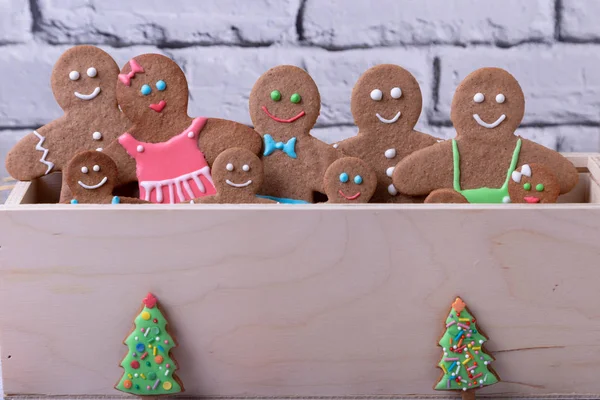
[495,94,505,104]
[290,93,301,104]
[270,90,281,101]
[523,182,531,191]
[338,190,361,200]
[116,293,183,395]
[226,163,234,171]
[435,296,499,393]
[119,59,145,86]
[376,111,401,124]
[263,134,297,158]
[149,100,166,113]
[112,196,121,204]
[78,176,107,190]
[118,118,216,204]
[93,164,100,172]
[74,87,101,101]
[354,175,363,184]
[70,199,78,204]
[536,183,544,192]
[92,131,102,140]
[370,89,383,101]
[339,173,349,183]
[141,85,152,96]
[511,170,521,183]
[387,184,398,196]
[473,93,484,103]
[261,106,305,123]
[384,148,396,159]
[521,164,532,177]
[87,67,97,78]
[156,80,167,91]
[390,87,402,99]
[33,130,54,175]
[524,196,540,203]
[81,166,88,174]
[255,195,309,204]
[226,179,252,188]
[386,166,395,177]
[472,114,506,129]
[502,196,511,203]
[69,71,80,81]
[242,164,250,172]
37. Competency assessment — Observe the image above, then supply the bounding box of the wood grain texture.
[1,154,600,397]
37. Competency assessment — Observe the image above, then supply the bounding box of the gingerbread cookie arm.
[311,142,345,193]
[393,141,454,196]
[198,118,262,166]
[103,140,138,186]
[518,139,579,194]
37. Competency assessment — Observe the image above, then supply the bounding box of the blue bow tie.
[263,134,297,159]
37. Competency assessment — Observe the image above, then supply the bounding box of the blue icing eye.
[339,173,349,183]
[141,84,151,96]
[156,80,166,91]
[354,175,363,184]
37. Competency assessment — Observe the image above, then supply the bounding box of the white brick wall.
[1,0,600,184]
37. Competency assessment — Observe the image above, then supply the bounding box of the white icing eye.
[496,93,506,104]
[87,67,97,78]
[390,87,402,99]
[92,131,102,140]
[81,166,88,174]
[473,93,484,103]
[69,71,80,81]
[242,164,250,171]
[226,163,234,171]
[93,165,100,172]
[370,89,383,101]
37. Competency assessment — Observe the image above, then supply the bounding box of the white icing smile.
[226,179,252,188]
[74,87,101,101]
[78,176,108,190]
[376,111,401,124]
[473,114,506,129]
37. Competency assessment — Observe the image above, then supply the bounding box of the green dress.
[452,138,522,204]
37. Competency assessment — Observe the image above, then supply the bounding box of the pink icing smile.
[261,106,305,123]
[338,190,361,200]
[149,100,166,113]
[524,196,540,204]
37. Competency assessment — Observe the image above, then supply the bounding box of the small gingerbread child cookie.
[324,157,377,204]
[393,67,578,203]
[508,163,561,203]
[6,45,129,198]
[196,148,275,204]
[249,65,343,203]
[336,64,438,203]
[64,151,145,204]
[425,188,468,204]
[101,53,262,204]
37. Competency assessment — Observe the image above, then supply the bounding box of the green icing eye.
[523,183,531,191]
[290,93,301,103]
[536,183,544,192]
[270,90,281,101]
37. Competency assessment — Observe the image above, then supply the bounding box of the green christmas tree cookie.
[115,293,184,396]
[434,297,499,400]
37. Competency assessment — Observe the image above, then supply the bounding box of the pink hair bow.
[118,59,145,86]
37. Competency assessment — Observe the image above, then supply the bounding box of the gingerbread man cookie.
[64,151,145,204]
[324,157,377,204]
[393,67,578,203]
[249,65,343,203]
[336,64,437,203]
[6,45,129,197]
[195,148,275,204]
[508,163,561,203]
[101,53,262,204]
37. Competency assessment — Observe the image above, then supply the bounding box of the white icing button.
[386,166,395,177]
[390,87,402,99]
[370,89,383,101]
[187,131,194,138]
[226,163,234,171]
[388,184,398,196]
[69,71,80,81]
[96,147,103,152]
[502,196,511,203]
[92,131,102,140]
[81,166,88,174]
[242,164,250,171]
[384,148,396,159]
[136,145,144,153]
[496,93,506,104]
[87,67,97,78]
[473,93,484,103]
[333,143,339,149]
[93,165,100,172]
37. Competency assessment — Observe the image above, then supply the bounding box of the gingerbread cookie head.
[212,148,264,198]
[51,45,120,112]
[116,54,188,126]
[324,157,377,203]
[65,151,118,201]
[249,65,320,138]
[351,64,423,132]
[508,163,561,204]
[451,67,525,140]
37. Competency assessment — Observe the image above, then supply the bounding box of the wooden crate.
[1,154,600,398]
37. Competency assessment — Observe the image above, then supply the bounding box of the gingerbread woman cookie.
[323,157,377,204]
[249,65,343,203]
[6,45,129,197]
[195,148,275,204]
[101,53,262,204]
[336,64,437,203]
[508,163,561,203]
[64,151,145,204]
[393,67,578,203]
